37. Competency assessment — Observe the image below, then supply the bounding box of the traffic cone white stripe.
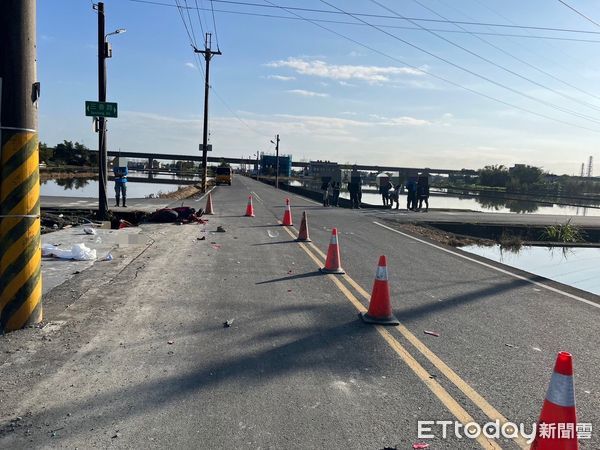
[330,235,338,245]
[375,266,388,281]
[546,373,576,407]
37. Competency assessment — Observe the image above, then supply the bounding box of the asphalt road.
[1,176,599,449]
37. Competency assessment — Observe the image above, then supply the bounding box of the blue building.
[260,154,292,177]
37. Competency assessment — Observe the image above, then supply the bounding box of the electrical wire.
[127,0,600,36]
[210,0,221,50]
[261,0,600,133]
[183,0,199,46]
[127,0,600,43]
[406,0,600,113]
[557,0,600,29]
[194,0,207,37]
[321,0,600,126]
[443,0,600,103]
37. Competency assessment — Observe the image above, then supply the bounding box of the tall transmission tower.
[580,163,585,177]
[587,155,593,178]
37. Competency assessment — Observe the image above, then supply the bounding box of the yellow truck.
[215,166,232,185]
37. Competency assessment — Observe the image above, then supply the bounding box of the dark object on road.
[216,226,226,232]
[149,208,179,223]
[197,236,206,241]
[412,443,430,449]
[423,330,440,337]
[223,319,234,327]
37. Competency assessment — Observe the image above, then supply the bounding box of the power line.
[442,0,600,103]
[126,0,600,43]
[194,0,206,37]
[182,0,199,46]
[261,0,600,133]
[127,0,600,36]
[557,0,600,29]
[322,0,600,126]
[210,0,221,50]
[406,0,600,113]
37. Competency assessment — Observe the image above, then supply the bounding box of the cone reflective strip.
[282,198,293,226]
[546,373,575,407]
[375,265,388,281]
[0,131,43,332]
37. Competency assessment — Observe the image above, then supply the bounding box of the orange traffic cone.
[245,195,255,217]
[282,198,293,226]
[296,211,311,242]
[531,351,578,450]
[360,256,399,325]
[319,228,344,274]
[205,192,214,215]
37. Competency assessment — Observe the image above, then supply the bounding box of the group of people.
[379,175,430,211]
[321,180,342,207]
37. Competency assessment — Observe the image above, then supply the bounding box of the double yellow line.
[279,223,527,450]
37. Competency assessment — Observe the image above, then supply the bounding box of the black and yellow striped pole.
[0,0,42,332]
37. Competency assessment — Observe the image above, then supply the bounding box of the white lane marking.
[373,221,600,310]
[251,191,263,203]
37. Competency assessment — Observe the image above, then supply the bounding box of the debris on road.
[505,343,519,348]
[223,319,234,328]
[197,236,206,241]
[211,244,222,250]
[167,341,174,345]
[216,226,226,232]
[83,227,96,235]
[42,243,97,261]
[412,443,430,449]
[423,330,440,337]
[100,253,113,262]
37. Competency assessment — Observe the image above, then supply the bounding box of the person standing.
[405,177,417,211]
[417,175,430,212]
[332,181,341,207]
[321,180,331,207]
[114,164,128,207]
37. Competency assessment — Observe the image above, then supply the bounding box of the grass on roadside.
[540,219,585,243]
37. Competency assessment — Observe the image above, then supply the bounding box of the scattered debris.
[223,319,234,328]
[532,347,542,352]
[72,271,81,275]
[216,226,226,233]
[412,443,430,449]
[111,431,120,439]
[423,330,440,337]
[211,244,222,250]
[167,341,174,345]
[100,253,113,262]
[42,243,97,261]
[83,227,96,235]
[505,343,519,349]
[197,236,206,241]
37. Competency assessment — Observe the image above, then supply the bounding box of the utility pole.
[271,134,280,189]
[194,33,221,193]
[96,2,108,219]
[587,155,593,178]
[0,0,43,332]
[580,163,585,177]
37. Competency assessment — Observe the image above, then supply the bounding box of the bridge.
[105,150,477,176]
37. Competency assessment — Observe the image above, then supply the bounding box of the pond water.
[338,191,600,217]
[41,178,183,199]
[461,244,600,296]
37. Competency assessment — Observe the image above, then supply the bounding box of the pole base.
[319,267,345,275]
[359,312,400,326]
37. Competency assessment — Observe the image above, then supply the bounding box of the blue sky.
[37,0,600,174]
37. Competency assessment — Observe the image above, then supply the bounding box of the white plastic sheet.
[42,243,97,261]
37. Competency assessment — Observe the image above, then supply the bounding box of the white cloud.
[185,62,197,70]
[266,57,424,84]
[286,89,330,98]
[267,75,296,81]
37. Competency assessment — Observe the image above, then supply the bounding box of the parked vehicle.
[215,166,233,185]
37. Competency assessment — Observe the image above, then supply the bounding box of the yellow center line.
[280,224,503,450]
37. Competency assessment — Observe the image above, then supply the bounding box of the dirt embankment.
[40,169,98,181]
[158,185,202,200]
[384,221,495,248]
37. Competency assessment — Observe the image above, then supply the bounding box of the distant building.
[260,154,292,176]
[308,160,341,182]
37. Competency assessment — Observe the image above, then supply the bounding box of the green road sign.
[85,101,118,118]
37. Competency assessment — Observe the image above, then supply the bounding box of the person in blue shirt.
[113,164,128,207]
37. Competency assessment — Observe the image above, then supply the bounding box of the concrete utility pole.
[194,33,221,193]
[0,0,43,332]
[96,2,109,219]
[271,134,280,189]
